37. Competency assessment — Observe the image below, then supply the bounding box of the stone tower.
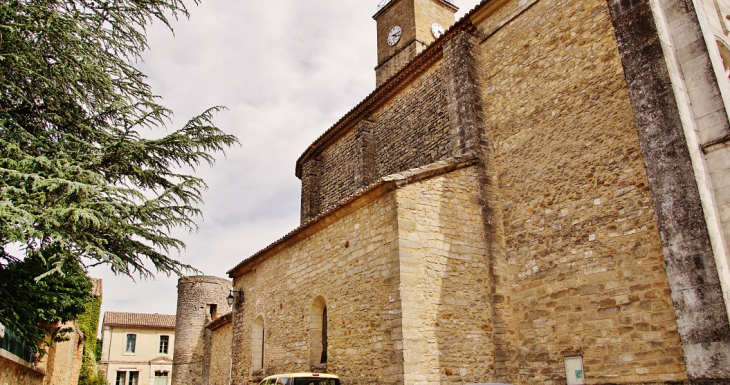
[373,0,457,86]
[171,276,231,385]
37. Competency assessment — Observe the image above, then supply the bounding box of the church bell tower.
[373,0,458,86]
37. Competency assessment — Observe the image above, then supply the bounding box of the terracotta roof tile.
[103,312,176,329]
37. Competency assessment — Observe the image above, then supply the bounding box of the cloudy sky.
[89,0,482,323]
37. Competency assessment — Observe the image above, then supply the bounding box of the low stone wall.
[0,351,44,385]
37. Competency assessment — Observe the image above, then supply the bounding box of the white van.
[259,373,340,385]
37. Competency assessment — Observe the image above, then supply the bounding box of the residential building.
[100,312,175,385]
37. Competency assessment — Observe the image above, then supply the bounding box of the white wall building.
[99,312,175,385]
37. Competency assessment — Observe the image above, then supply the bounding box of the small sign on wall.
[564,356,585,385]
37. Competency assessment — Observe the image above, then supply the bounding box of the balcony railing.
[0,324,36,364]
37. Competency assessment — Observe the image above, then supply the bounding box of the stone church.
[172,0,730,384]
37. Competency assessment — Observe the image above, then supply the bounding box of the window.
[116,371,140,385]
[159,335,169,354]
[125,334,136,353]
[322,306,328,363]
[128,371,139,385]
[252,316,265,371]
[115,372,126,385]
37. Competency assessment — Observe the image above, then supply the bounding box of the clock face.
[431,23,445,39]
[387,26,402,46]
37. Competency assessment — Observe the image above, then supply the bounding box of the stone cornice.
[230,156,477,278]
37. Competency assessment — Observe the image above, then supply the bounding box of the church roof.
[103,312,176,329]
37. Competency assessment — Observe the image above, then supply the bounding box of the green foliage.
[77,295,101,356]
[77,294,102,384]
[78,366,109,385]
[78,362,109,385]
[0,257,91,355]
[0,0,238,279]
[0,0,237,361]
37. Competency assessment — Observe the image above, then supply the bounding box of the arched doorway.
[308,296,327,367]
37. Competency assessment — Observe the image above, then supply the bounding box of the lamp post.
[227,289,243,385]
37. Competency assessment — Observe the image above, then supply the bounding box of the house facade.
[99,312,175,385]
[176,0,730,383]
[0,279,102,385]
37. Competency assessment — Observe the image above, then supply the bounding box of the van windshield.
[293,379,339,385]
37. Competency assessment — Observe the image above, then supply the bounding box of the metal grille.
[0,326,35,364]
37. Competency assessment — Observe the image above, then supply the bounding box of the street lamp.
[227,288,243,385]
[227,289,243,309]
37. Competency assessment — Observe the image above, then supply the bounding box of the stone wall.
[222,0,730,383]
[232,186,401,384]
[393,166,494,384]
[0,351,44,385]
[42,322,84,385]
[606,0,730,379]
[376,43,424,87]
[373,65,453,178]
[205,316,232,385]
[317,129,360,218]
[300,63,453,223]
[476,0,688,382]
[172,276,231,385]
[231,162,495,385]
